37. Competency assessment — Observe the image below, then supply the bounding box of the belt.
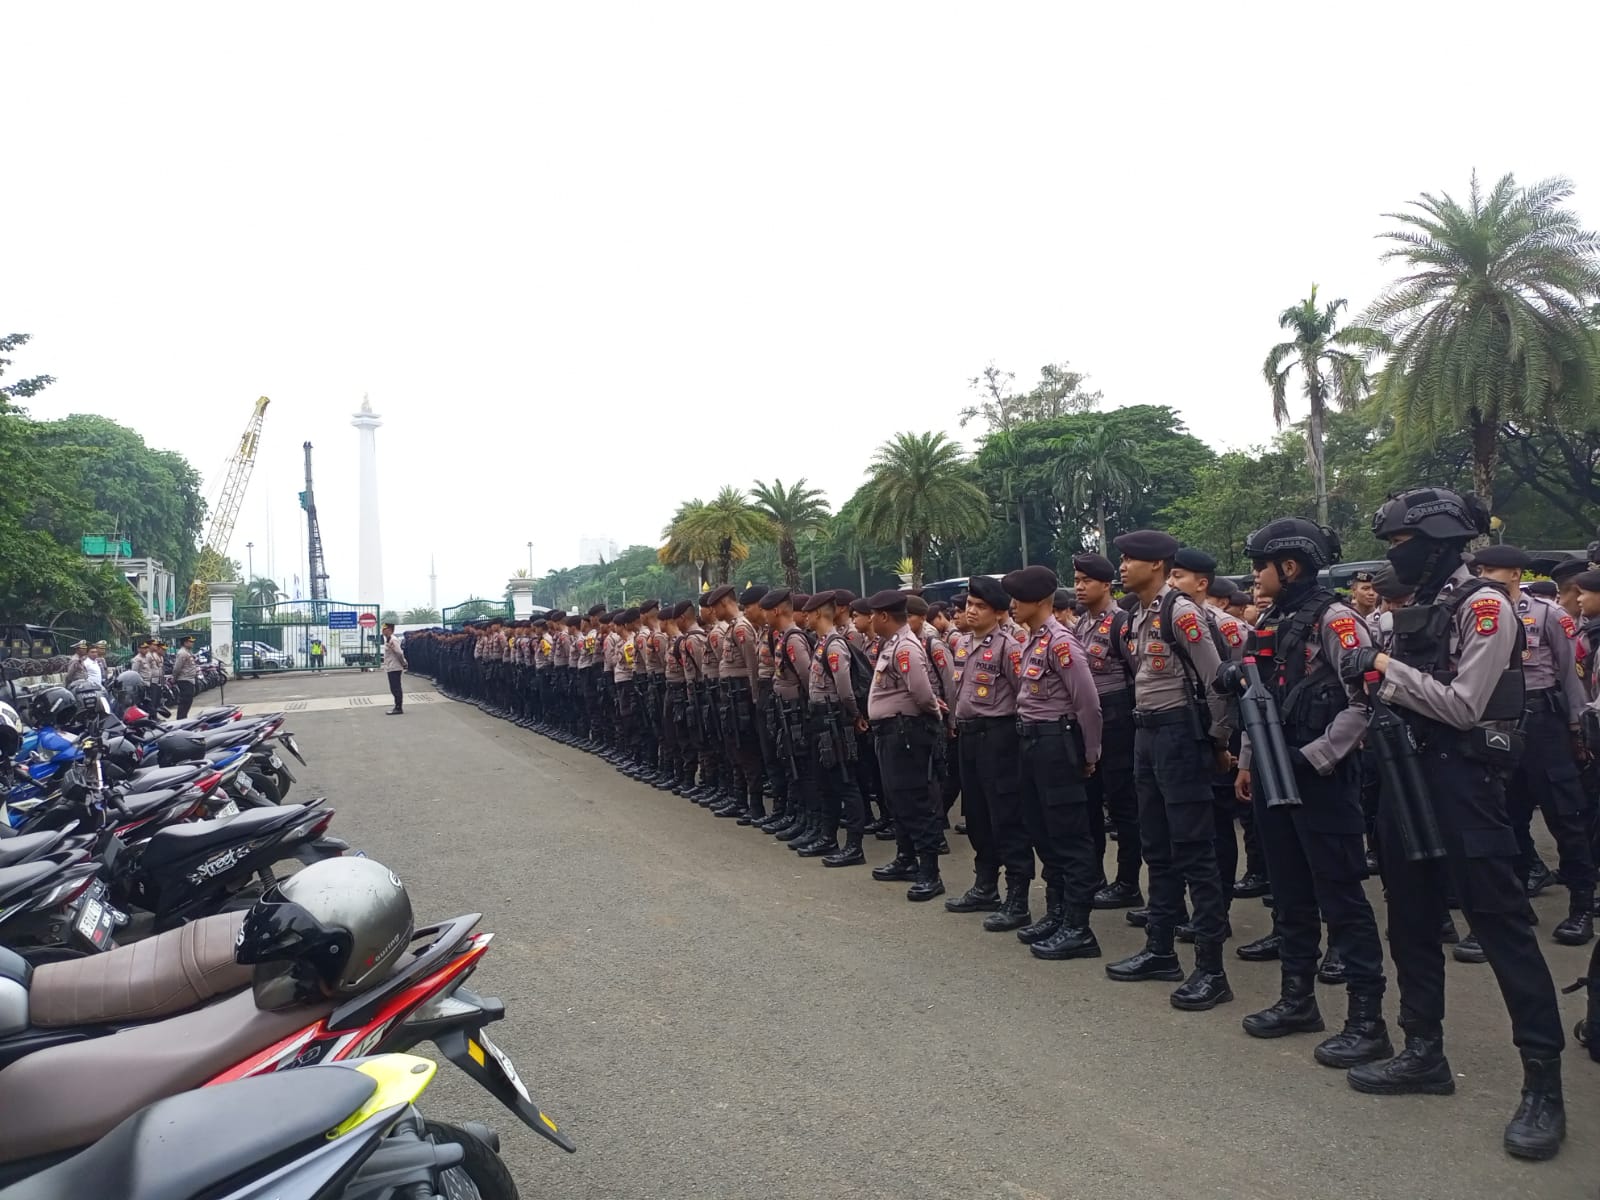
[1524,689,1563,714]
[1132,708,1191,729]
[1017,716,1076,738]
[957,715,1013,735]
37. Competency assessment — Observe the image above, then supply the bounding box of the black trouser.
[812,705,865,835]
[1087,707,1139,887]
[725,687,764,807]
[1240,802,1267,879]
[387,670,404,711]
[773,696,810,818]
[615,675,636,753]
[1256,756,1385,992]
[939,732,961,823]
[756,684,783,804]
[1379,736,1562,1057]
[1019,722,1098,915]
[1509,703,1596,891]
[1135,715,1230,945]
[875,718,940,856]
[176,680,196,719]
[958,717,1028,881]
[1212,782,1240,917]
[637,678,660,767]
[662,683,686,777]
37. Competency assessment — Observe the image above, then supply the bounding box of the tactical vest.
[1390,578,1525,724]
[1249,589,1343,747]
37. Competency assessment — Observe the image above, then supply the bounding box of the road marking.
[235,690,448,716]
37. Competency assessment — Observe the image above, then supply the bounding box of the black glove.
[1287,746,1311,773]
[1339,647,1381,683]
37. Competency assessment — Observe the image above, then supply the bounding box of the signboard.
[358,612,378,629]
[328,610,358,630]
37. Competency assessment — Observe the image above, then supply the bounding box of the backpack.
[1157,589,1224,711]
[826,632,874,709]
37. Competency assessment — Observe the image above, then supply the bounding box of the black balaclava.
[1386,536,1464,604]
[1270,555,1321,614]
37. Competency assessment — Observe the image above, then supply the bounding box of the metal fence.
[234,599,382,673]
[441,599,511,629]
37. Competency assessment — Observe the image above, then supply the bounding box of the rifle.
[1365,672,1447,862]
[1214,657,1301,808]
[773,697,801,780]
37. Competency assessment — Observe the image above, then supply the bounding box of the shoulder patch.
[1175,611,1202,643]
[1054,640,1072,667]
[1223,621,1243,647]
[932,646,947,669]
[1560,612,1578,638]
[735,627,746,644]
[1469,595,1501,637]
[1328,615,1360,650]
[827,650,839,671]
[1009,649,1023,675]
[896,646,911,674]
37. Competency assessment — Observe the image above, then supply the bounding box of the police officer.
[907,594,958,844]
[1105,530,1236,1011]
[1348,570,1381,638]
[763,589,821,844]
[866,589,946,900]
[1343,488,1564,1162]
[1002,566,1105,961]
[714,585,766,822]
[1072,553,1143,909]
[1233,518,1392,1068]
[804,590,868,866]
[945,575,1030,926]
[1474,545,1593,945]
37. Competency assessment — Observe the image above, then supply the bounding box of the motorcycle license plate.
[268,754,283,770]
[218,799,240,817]
[475,1032,532,1104]
[72,883,115,951]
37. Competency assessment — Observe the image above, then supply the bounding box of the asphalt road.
[238,669,1600,1200]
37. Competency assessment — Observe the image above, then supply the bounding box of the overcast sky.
[8,4,1598,610]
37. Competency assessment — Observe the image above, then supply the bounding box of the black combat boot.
[1242,973,1323,1039]
[753,803,787,832]
[797,824,839,858]
[775,809,810,841]
[1452,932,1486,964]
[1438,914,1460,944]
[982,877,1032,932]
[872,853,919,882]
[1317,945,1346,986]
[1176,919,1230,944]
[1235,931,1282,961]
[873,819,899,842]
[1313,990,1393,1068]
[1030,910,1101,960]
[1092,879,1143,909]
[1525,854,1555,898]
[944,866,1001,913]
[791,815,828,852]
[822,834,866,868]
[1170,939,1233,1011]
[1015,886,1065,945]
[1346,1025,1455,1096]
[1125,906,1149,927]
[907,853,945,902]
[1503,1056,1566,1161]
[1106,924,1185,983]
[1232,871,1270,898]
[1553,890,1595,946]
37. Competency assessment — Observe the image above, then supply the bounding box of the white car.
[237,640,292,671]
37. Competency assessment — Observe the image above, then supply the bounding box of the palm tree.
[858,432,989,587]
[659,499,715,589]
[750,478,830,591]
[1263,285,1372,524]
[239,576,281,615]
[829,498,873,595]
[1360,172,1600,509]
[1052,422,1147,552]
[662,487,767,585]
[402,606,441,623]
[986,430,1031,565]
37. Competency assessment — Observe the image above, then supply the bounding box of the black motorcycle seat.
[0,1002,352,1170]
[138,805,308,871]
[114,788,189,822]
[0,860,56,906]
[0,831,65,870]
[122,766,204,794]
[196,727,254,750]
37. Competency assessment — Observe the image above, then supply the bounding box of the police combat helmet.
[28,686,79,730]
[236,857,415,1011]
[1244,518,1341,570]
[1370,487,1488,543]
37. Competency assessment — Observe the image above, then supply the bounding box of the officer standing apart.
[173,635,199,719]
[382,622,408,714]
[1474,544,1594,947]
[1001,566,1106,962]
[1232,519,1392,1069]
[1342,488,1564,1162]
[866,589,946,901]
[1106,531,1236,1010]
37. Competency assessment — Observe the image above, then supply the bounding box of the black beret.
[848,598,871,615]
[620,607,640,623]
[1469,544,1531,570]
[758,588,792,610]
[1550,559,1587,585]
[636,599,659,614]
[866,588,908,614]
[670,599,694,618]
[1114,530,1180,562]
[1350,570,1376,583]
[565,615,582,627]
[927,602,948,619]
[1002,565,1058,604]
[1206,578,1235,599]
[1071,553,1116,583]
[547,609,567,622]
[1172,547,1217,575]
[1053,588,1073,609]
[704,584,735,606]
[801,591,834,613]
[967,575,1009,611]
[1576,570,1600,593]
[531,617,547,627]
[793,594,810,610]
[587,603,607,617]
[832,589,857,605]
[950,591,968,608]
[904,594,929,616]
[738,585,768,606]
[1525,580,1558,599]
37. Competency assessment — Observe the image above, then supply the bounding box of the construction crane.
[300,441,329,601]
[185,396,270,615]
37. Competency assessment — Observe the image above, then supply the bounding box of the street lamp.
[246,542,254,581]
[526,541,533,576]
[620,576,628,604]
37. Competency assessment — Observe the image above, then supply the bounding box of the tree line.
[517,171,1600,611]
